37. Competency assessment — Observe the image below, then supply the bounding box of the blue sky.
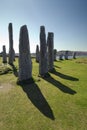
[0,0,87,53]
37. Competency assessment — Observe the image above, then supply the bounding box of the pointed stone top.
[36,44,39,48]
[40,26,45,33]
[3,45,5,48]
[21,25,27,29]
[3,45,6,51]
[8,23,13,33]
[9,22,12,25]
[8,23,12,28]
[20,25,28,33]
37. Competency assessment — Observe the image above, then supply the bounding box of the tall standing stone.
[73,52,76,59]
[8,23,15,65]
[36,45,39,62]
[18,25,32,81]
[2,45,7,64]
[65,51,69,60]
[39,26,48,76]
[47,32,54,71]
[59,53,64,60]
[54,49,57,61]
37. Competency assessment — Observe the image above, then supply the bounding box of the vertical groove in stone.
[18,25,32,81]
[39,26,48,76]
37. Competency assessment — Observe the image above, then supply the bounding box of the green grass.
[0,57,87,130]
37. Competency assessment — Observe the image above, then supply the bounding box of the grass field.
[0,57,87,130]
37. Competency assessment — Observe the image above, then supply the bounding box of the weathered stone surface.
[2,45,7,63]
[65,51,69,60]
[47,32,54,71]
[8,23,15,65]
[18,25,32,81]
[36,45,39,62]
[54,49,57,61]
[39,26,48,76]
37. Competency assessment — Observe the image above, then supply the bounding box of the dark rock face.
[8,23,15,65]
[2,45,7,63]
[36,45,39,62]
[47,32,54,71]
[39,26,48,76]
[18,25,32,81]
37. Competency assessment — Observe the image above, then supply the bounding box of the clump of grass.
[76,57,87,64]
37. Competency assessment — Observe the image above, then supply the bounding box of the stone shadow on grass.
[0,67,12,75]
[17,80,55,120]
[51,69,79,81]
[43,75,77,95]
[54,65,61,69]
[10,64,18,77]
[0,64,18,76]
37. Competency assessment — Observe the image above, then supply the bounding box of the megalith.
[65,51,69,60]
[54,49,57,61]
[36,45,39,62]
[59,53,64,60]
[18,25,32,81]
[2,45,7,64]
[47,32,54,71]
[39,26,48,77]
[8,23,15,65]
[73,52,76,59]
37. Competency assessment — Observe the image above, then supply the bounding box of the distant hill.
[57,50,87,57]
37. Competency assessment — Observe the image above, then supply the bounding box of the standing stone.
[18,25,32,81]
[73,52,76,59]
[8,23,15,65]
[13,49,15,61]
[59,53,64,60]
[36,45,39,62]
[2,45,7,64]
[47,32,54,71]
[65,51,69,60]
[54,49,57,61]
[39,26,48,76]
